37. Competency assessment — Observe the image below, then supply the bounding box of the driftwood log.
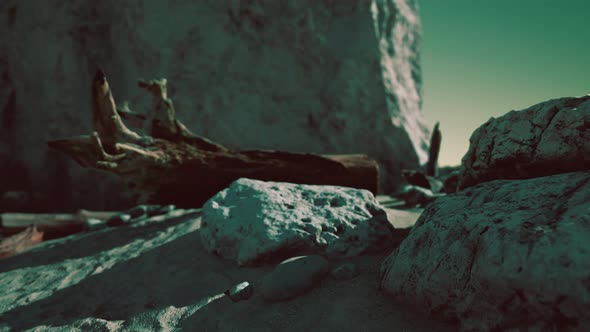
[48,70,379,208]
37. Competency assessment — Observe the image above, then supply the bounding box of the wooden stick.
[1,210,118,229]
[426,122,441,177]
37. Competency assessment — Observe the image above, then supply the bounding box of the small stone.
[330,263,360,280]
[106,213,132,227]
[260,255,331,302]
[224,281,253,303]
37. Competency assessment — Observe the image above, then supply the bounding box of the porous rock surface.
[381,171,590,331]
[0,0,428,210]
[200,178,395,266]
[458,95,590,189]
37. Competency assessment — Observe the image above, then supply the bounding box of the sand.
[0,209,454,331]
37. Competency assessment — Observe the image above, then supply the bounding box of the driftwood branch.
[426,122,441,177]
[48,70,379,207]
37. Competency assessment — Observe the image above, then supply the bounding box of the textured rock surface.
[0,0,428,210]
[260,255,331,302]
[381,171,590,331]
[458,95,590,189]
[201,178,395,266]
[0,210,455,331]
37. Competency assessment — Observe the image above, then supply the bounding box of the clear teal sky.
[420,1,590,166]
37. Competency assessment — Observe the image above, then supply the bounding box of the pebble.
[224,281,253,303]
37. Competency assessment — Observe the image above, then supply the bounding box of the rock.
[224,281,253,303]
[381,171,590,331]
[330,263,360,280]
[200,178,395,266]
[459,95,590,189]
[0,0,428,211]
[260,255,331,302]
[397,185,444,208]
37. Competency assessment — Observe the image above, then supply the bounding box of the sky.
[419,0,590,166]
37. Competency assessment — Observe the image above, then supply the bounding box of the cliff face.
[0,0,428,211]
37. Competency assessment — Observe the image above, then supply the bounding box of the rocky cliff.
[0,0,429,210]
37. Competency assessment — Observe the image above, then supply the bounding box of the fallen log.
[48,70,379,208]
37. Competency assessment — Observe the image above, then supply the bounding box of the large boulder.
[381,171,590,331]
[458,95,590,189]
[0,0,428,211]
[200,178,395,266]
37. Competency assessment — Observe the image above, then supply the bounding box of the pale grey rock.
[0,0,428,210]
[260,255,331,302]
[224,281,253,303]
[381,171,590,331]
[459,95,590,189]
[200,178,395,266]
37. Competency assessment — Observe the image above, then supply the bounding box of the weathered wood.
[0,210,118,229]
[426,122,441,177]
[48,70,379,208]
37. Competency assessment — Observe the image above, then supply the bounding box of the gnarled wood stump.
[48,70,379,208]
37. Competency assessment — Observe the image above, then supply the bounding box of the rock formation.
[458,95,590,189]
[0,0,428,211]
[381,171,590,331]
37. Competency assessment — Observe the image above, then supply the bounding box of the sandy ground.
[0,209,455,331]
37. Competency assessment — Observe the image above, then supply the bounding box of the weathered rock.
[260,255,331,302]
[0,0,428,210]
[459,95,590,189]
[396,185,444,208]
[201,178,395,266]
[381,171,590,331]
